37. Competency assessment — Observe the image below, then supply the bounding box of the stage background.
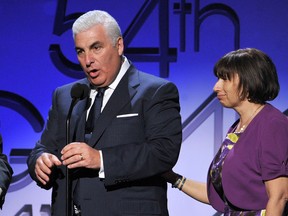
[0,0,287,215]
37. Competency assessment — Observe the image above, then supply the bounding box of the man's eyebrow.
[74,41,101,51]
[89,41,101,49]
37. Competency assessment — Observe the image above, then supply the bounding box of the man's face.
[74,24,124,87]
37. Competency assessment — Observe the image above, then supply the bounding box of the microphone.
[67,83,89,120]
[70,83,90,105]
[66,83,89,216]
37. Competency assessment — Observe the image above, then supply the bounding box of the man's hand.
[35,153,62,185]
[61,142,101,170]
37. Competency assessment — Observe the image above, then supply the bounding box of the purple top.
[207,103,288,212]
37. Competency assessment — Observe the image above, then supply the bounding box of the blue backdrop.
[0,0,287,215]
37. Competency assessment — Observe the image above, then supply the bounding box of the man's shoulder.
[51,78,89,101]
[137,70,170,85]
[59,78,88,89]
[55,78,88,92]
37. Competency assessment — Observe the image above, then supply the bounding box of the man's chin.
[88,78,106,87]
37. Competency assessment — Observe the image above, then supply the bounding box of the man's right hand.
[35,153,62,185]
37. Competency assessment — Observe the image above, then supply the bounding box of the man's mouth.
[88,69,99,77]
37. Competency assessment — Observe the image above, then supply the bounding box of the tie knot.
[96,87,106,98]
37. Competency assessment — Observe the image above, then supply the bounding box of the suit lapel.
[88,66,139,147]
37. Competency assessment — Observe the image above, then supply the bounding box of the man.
[27,10,182,215]
[0,133,13,209]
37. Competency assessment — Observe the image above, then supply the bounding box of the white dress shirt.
[87,56,130,178]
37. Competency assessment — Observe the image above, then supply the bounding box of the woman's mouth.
[217,93,226,100]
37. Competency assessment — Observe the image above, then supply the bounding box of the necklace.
[236,104,263,133]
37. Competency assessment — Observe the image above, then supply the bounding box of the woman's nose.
[213,79,221,92]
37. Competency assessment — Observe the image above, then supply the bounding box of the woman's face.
[213,74,243,108]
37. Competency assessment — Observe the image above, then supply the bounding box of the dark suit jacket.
[0,134,13,208]
[27,64,182,215]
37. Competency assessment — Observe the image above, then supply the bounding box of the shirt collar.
[108,56,130,90]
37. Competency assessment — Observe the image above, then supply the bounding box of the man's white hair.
[72,10,122,46]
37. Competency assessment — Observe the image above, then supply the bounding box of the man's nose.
[85,52,95,67]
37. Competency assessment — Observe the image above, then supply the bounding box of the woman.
[164,48,288,215]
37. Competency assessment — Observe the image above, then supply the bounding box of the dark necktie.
[73,87,106,214]
[85,87,106,134]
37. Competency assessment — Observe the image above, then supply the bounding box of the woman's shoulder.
[260,103,288,122]
[256,104,288,138]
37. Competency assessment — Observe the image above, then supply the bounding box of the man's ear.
[116,37,124,56]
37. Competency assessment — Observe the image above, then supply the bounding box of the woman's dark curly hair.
[213,48,279,104]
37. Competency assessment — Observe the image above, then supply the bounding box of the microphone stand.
[65,83,89,216]
[66,98,78,216]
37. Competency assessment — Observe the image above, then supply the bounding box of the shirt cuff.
[98,150,105,178]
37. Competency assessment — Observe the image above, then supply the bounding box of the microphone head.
[70,83,89,100]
